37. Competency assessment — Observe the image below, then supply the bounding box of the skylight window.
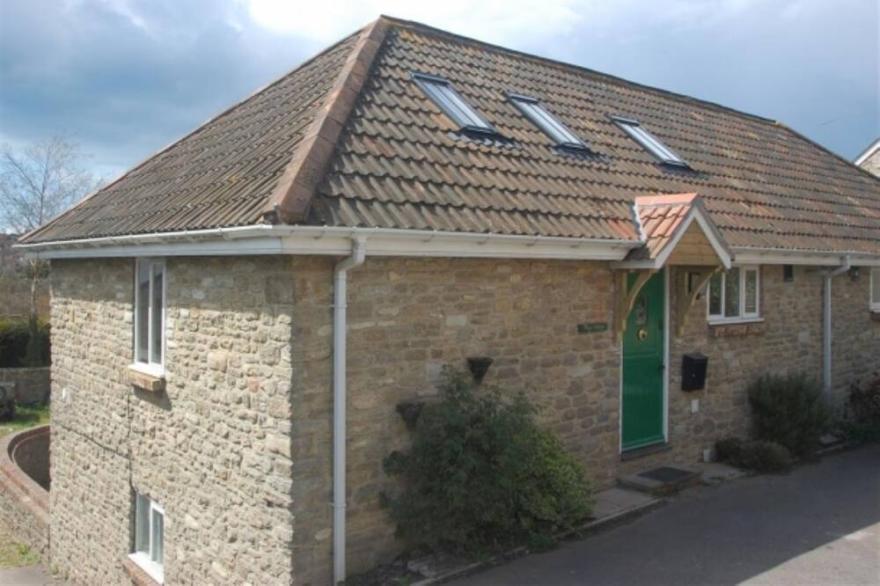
[509,94,587,151]
[612,116,688,167]
[412,73,496,135]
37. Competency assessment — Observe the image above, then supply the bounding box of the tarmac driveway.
[453,444,880,586]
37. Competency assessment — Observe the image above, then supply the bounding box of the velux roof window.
[412,73,496,135]
[613,116,688,167]
[509,94,588,151]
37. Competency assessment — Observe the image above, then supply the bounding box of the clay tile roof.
[20,16,880,257]
[629,193,698,261]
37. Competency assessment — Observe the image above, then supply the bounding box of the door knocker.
[637,328,648,341]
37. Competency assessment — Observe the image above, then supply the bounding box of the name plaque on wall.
[577,322,608,334]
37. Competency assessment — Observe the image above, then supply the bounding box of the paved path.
[0,565,60,586]
[453,444,880,586]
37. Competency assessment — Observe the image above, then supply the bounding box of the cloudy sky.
[1,0,878,181]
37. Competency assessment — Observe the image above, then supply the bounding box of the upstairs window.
[871,269,880,312]
[612,116,688,167]
[132,492,164,584]
[708,266,760,322]
[508,94,588,151]
[135,258,165,370]
[412,73,496,135]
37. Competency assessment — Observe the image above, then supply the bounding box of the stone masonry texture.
[288,258,880,583]
[47,255,880,584]
[49,257,296,585]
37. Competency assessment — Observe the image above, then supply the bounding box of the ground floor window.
[131,492,164,584]
[707,266,760,322]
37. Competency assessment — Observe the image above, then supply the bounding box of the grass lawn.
[0,518,40,567]
[0,403,49,440]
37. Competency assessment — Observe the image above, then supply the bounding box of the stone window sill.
[127,364,166,394]
[709,319,765,338]
[123,555,162,586]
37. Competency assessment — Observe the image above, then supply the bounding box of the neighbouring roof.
[855,138,880,167]
[855,138,880,180]
[20,16,880,258]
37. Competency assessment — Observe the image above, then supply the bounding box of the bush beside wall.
[747,373,831,457]
[715,437,793,473]
[845,374,880,442]
[382,369,593,556]
[0,318,50,368]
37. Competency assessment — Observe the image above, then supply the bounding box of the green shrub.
[747,373,831,457]
[739,441,793,473]
[0,317,50,367]
[714,437,745,462]
[844,375,880,443]
[715,437,793,473]
[382,369,593,556]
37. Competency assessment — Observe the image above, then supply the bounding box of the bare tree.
[0,137,101,345]
[0,136,100,233]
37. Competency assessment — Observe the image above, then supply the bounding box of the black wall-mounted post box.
[681,353,708,391]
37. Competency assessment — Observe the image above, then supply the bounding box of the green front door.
[622,271,665,451]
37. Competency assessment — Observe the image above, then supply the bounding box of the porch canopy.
[612,193,733,336]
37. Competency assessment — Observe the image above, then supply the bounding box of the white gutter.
[733,246,880,267]
[15,225,637,262]
[332,237,366,585]
[19,228,880,266]
[822,257,851,398]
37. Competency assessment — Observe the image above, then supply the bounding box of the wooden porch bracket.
[674,266,721,337]
[614,269,656,338]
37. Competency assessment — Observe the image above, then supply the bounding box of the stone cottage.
[17,15,880,586]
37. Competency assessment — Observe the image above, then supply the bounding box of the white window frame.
[130,492,164,584]
[871,268,880,313]
[133,258,166,376]
[508,93,588,151]
[707,265,762,324]
[612,116,689,167]
[412,72,496,135]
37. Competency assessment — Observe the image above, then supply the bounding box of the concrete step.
[618,465,701,496]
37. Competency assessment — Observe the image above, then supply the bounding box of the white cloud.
[240,0,583,45]
[237,0,782,51]
[94,0,151,32]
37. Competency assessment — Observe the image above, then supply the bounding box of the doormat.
[638,466,695,483]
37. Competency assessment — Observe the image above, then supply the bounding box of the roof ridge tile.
[263,17,392,223]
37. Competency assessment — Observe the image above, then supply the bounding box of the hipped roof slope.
[21,16,880,257]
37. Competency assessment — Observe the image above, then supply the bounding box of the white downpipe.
[823,258,851,397]
[333,237,366,585]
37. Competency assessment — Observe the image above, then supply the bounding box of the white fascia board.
[691,206,733,269]
[17,225,639,261]
[733,247,880,267]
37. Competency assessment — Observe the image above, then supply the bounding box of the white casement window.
[134,258,165,371]
[131,492,164,584]
[871,269,880,312]
[707,266,761,323]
